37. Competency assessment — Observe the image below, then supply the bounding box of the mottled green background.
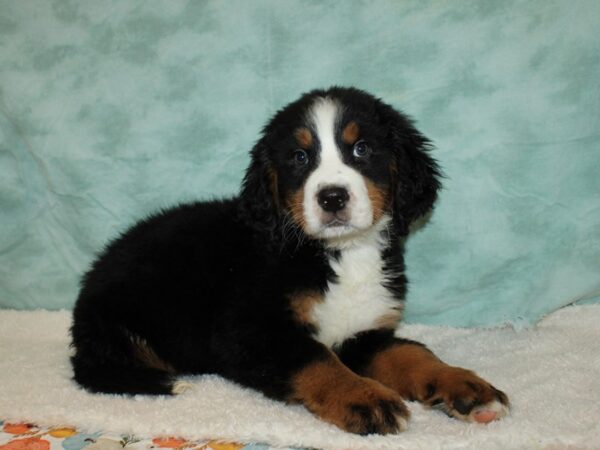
[1,0,599,325]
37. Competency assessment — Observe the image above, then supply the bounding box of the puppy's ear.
[378,102,442,235]
[239,139,280,235]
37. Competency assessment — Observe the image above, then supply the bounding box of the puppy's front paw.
[293,358,410,435]
[422,366,509,423]
[319,377,410,435]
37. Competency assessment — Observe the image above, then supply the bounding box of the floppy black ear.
[378,102,442,235]
[238,139,280,236]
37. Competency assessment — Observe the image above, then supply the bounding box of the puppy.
[71,87,508,435]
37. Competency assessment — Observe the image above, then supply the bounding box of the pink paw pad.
[473,410,497,423]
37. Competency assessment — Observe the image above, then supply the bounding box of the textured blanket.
[1,306,599,450]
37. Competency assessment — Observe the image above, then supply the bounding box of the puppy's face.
[266,96,394,241]
[243,87,440,241]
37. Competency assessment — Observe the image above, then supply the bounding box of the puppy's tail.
[71,355,175,395]
[70,309,176,395]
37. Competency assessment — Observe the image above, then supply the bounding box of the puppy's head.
[240,87,441,242]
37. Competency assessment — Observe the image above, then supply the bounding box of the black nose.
[317,186,350,213]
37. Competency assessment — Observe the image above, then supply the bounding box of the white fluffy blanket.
[0,306,598,450]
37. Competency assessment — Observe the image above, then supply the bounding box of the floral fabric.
[0,421,308,450]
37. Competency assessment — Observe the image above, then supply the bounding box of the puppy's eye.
[352,140,371,158]
[293,149,309,166]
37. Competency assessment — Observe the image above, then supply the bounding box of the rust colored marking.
[291,353,408,434]
[365,343,508,417]
[285,187,306,231]
[365,179,390,222]
[342,121,360,145]
[366,344,441,400]
[295,127,313,149]
[267,166,280,208]
[130,334,175,374]
[289,290,323,327]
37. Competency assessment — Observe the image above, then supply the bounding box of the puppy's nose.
[317,186,349,213]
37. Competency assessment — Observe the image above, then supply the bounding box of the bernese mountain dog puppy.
[71,87,509,435]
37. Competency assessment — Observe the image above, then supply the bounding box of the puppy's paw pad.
[470,400,509,424]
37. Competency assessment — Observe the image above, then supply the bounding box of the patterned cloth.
[0,421,309,450]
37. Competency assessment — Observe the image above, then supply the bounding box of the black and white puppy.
[71,87,509,435]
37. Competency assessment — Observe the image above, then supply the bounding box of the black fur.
[70,87,441,415]
[336,329,427,376]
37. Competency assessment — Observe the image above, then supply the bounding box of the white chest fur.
[312,219,400,348]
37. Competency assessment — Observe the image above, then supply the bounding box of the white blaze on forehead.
[311,97,340,168]
[303,97,374,238]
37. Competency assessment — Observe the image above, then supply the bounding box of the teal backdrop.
[1,0,599,326]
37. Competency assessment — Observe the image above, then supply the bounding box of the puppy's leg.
[215,328,408,435]
[337,329,509,423]
[289,349,409,435]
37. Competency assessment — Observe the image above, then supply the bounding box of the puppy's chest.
[310,243,400,348]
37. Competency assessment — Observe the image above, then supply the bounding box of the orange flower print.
[0,437,50,450]
[151,438,189,449]
[2,424,37,435]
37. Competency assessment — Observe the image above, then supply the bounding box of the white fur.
[303,97,374,239]
[302,98,399,346]
[171,380,194,395]
[312,216,400,348]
